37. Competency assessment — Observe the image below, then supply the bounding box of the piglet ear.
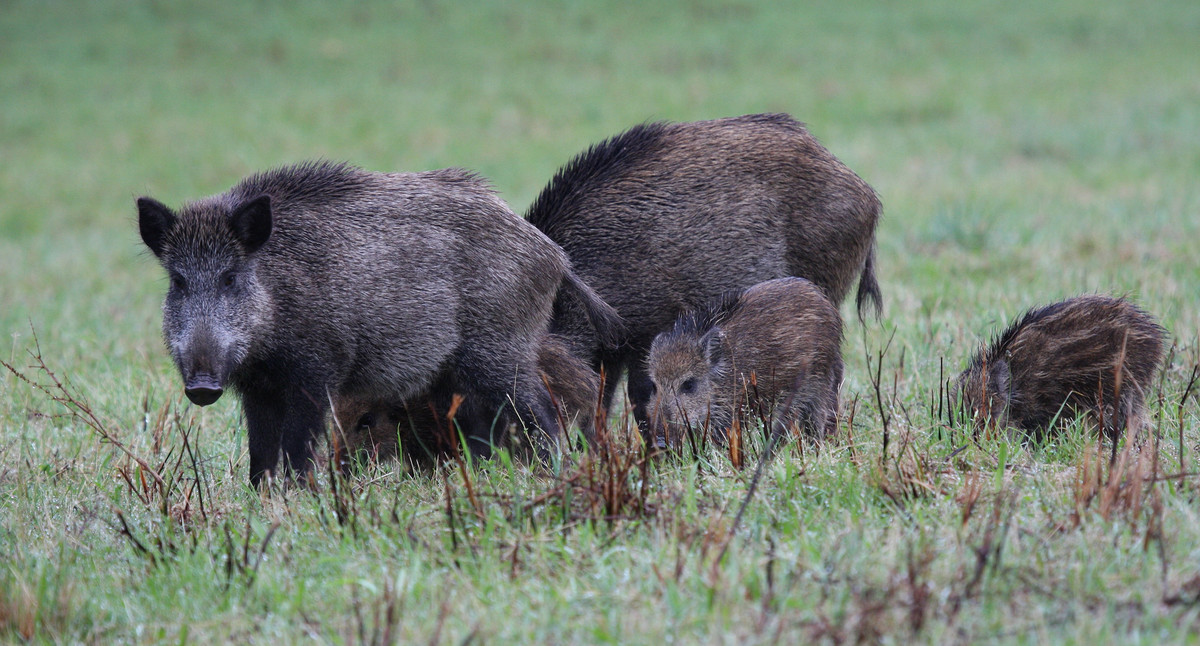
[989,358,1012,403]
[231,194,272,253]
[137,197,176,258]
[702,328,726,367]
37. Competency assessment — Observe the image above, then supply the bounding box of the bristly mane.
[737,112,809,131]
[668,288,747,340]
[230,160,368,209]
[978,300,1074,365]
[525,122,670,239]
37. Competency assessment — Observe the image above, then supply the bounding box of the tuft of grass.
[0,562,80,642]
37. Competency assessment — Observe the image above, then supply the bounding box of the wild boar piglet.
[647,277,843,448]
[957,295,1166,441]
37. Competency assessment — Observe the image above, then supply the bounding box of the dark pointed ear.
[137,197,176,258]
[231,195,272,253]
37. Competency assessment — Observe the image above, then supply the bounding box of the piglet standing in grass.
[956,295,1166,441]
[137,161,620,486]
[646,277,843,448]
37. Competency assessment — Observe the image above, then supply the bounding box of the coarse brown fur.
[957,295,1166,441]
[646,277,843,447]
[526,113,880,436]
[331,333,601,472]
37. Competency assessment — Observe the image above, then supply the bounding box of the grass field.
[3,0,1199,642]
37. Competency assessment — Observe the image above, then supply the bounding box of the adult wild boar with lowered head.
[138,161,619,485]
[956,295,1166,441]
[526,113,880,434]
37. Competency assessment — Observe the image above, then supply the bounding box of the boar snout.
[185,373,224,406]
[175,331,234,407]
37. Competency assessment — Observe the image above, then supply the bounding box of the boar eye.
[221,272,236,289]
[169,274,186,291]
[680,378,698,394]
[356,412,376,431]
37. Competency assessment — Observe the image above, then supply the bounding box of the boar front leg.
[242,384,326,486]
[243,389,285,487]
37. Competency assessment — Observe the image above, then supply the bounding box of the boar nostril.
[185,387,223,406]
[185,374,224,406]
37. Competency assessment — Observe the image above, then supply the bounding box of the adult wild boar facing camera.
[137,161,615,485]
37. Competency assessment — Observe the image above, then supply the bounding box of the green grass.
[3,0,1200,642]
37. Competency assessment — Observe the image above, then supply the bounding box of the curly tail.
[855,243,883,322]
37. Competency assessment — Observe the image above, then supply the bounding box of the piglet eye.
[222,272,236,289]
[356,413,376,431]
[680,378,698,394]
[170,274,186,291]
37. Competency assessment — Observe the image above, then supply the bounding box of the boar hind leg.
[771,378,840,448]
[449,395,499,458]
[425,378,503,458]
[279,386,327,479]
[624,361,658,440]
[597,356,626,416]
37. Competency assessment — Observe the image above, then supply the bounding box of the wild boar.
[138,161,619,485]
[526,113,879,434]
[956,295,1166,441]
[646,277,843,446]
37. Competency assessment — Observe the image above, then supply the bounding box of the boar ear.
[989,359,1012,402]
[231,194,272,253]
[702,328,726,367]
[137,197,176,258]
